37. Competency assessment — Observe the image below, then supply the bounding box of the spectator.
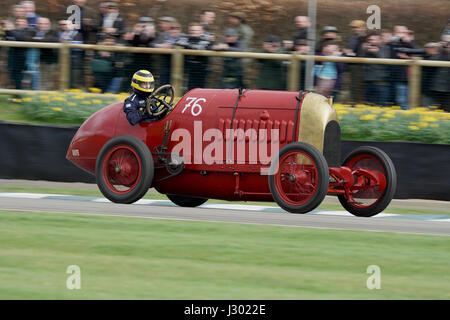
[153,16,177,83]
[91,35,123,93]
[314,40,345,98]
[5,18,34,90]
[2,15,18,88]
[421,42,441,107]
[212,28,244,89]
[380,29,392,45]
[11,4,26,21]
[21,1,39,29]
[361,32,390,106]
[388,25,415,109]
[293,38,309,91]
[257,35,287,90]
[175,23,212,91]
[71,0,97,44]
[293,16,310,42]
[345,20,367,105]
[117,29,135,92]
[20,1,40,89]
[127,17,156,80]
[98,1,110,22]
[58,19,85,89]
[155,20,185,85]
[58,19,82,42]
[430,35,450,111]
[228,12,254,52]
[32,17,59,90]
[345,20,366,57]
[0,21,6,40]
[118,17,156,92]
[98,1,126,40]
[167,22,185,43]
[316,26,340,53]
[200,10,216,42]
[407,29,418,45]
[156,16,176,44]
[443,18,450,36]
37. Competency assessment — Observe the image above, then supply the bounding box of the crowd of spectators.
[0,1,449,110]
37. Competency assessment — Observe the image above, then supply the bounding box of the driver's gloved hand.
[149,99,164,114]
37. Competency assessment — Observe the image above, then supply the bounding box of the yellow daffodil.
[52,107,63,112]
[408,125,420,130]
[89,87,102,93]
[421,116,438,122]
[360,114,377,120]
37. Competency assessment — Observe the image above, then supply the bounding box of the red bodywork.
[66,89,385,203]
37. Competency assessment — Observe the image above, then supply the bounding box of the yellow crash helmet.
[131,70,155,96]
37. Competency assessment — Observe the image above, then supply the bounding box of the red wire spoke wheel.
[269,142,329,214]
[103,145,141,193]
[338,146,397,217]
[96,135,154,204]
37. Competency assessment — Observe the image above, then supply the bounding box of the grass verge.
[0,210,448,299]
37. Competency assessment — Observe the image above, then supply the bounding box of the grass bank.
[0,210,448,299]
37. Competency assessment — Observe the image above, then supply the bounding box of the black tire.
[96,135,154,204]
[268,142,329,214]
[167,194,208,207]
[338,146,397,217]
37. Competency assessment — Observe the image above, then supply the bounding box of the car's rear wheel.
[338,146,397,217]
[268,142,329,213]
[96,135,154,204]
[167,194,208,207]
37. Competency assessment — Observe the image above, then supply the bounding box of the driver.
[123,70,165,125]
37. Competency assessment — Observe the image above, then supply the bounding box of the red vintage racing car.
[67,86,397,217]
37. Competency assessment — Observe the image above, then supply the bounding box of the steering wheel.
[146,84,175,117]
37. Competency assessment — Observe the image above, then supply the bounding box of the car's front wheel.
[95,135,154,204]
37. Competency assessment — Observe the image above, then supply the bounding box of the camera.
[391,35,403,44]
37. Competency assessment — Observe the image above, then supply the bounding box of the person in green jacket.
[227,12,253,52]
[257,35,287,90]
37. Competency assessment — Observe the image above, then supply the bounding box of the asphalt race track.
[1,194,449,236]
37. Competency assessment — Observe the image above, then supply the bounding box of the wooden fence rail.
[1,40,449,107]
